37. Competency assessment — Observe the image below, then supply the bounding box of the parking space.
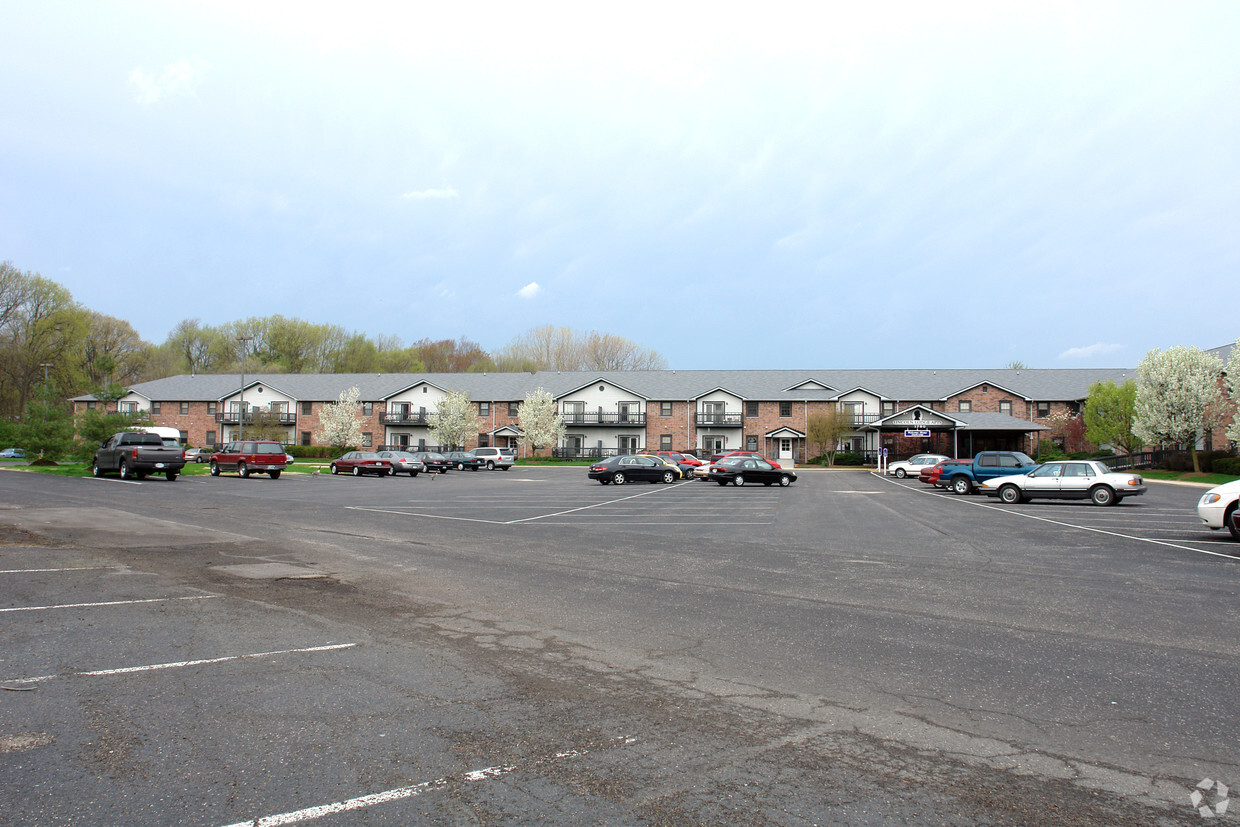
[876,472,1240,561]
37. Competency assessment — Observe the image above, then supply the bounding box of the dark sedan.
[330,451,392,477]
[411,451,452,473]
[708,457,796,487]
[443,450,484,471]
[588,455,680,485]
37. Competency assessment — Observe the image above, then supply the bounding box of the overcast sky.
[2,2,1236,370]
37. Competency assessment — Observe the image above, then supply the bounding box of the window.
[779,402,792,417]
[87,400,96,410]
[422,386,428,393]
[958,400,972,413]
[208,401,217,415]
[661,402,673,416]
[508,402,519,417]
[178,430,188,444]
[660,434,672,450]
[882,401,895,415]
[180,402,189,415]
[300,431,311,446]
[362,432,373,447]
[746,435,758,451]
[151,402,161,415]
[479,402,490,416]
[1036,402,1050,418]
[478,433,489,448]
[206,431,216,446]
[362,402,373,416]
[746,401,759,417]
[999,400,1013,415]
[302,401,312,415]
[120,401,137,413]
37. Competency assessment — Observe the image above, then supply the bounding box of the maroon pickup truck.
[92,432,186,481]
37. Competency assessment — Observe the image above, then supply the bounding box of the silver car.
[376,451,427,477]
[979,460,1145,506]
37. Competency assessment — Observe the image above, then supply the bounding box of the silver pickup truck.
[92,432,187,481]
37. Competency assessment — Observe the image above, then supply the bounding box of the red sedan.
[330,451,392,477]
[919,458,970,487]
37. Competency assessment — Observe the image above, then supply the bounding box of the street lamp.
[237,336,253,441]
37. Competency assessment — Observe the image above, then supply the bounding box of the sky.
[2,1,1237,370]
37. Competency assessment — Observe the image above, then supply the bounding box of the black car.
[443,450,484,471]
[587,455,680,485]
[707,457,797,487]
[411,451,452,473]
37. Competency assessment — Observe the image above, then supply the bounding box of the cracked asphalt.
[0,466,1236,824]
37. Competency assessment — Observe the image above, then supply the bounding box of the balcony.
[695,412,743,427]
[560,412,647,426]
[214,412,297,426]
[382,412,430,426]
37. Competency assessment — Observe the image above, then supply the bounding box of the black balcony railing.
[560,412,647,426]
[214,412,297,425]
[381,413,430,426]
[694,412,743,426]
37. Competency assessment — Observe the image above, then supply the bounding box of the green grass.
[1137,470,1236,486]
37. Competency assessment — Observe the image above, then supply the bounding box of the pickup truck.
[92,432,187,481]
[942,450,1039,495]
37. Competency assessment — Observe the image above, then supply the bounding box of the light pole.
[237,336,253,441]
[38,363,53,459]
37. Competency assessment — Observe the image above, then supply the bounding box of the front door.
[703,435,725,455]
[779,438,793,461]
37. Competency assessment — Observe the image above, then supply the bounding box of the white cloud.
[129,59,201,105]
[401,187,459,200]
[516,282,542,300]
[1058,342,1123,360]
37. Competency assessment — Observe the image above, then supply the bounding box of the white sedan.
[1198,479,1240,540]
[886,453,949,478]
[979,460,1145,505]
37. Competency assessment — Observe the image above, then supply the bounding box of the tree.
[807,407,853,465]
[1134,346,1224,474]
[493,325,667,372]
[19,380,76,461]
[428,391,480,450]
[245,409,289,442]
[1083,380,1142,464]
[517,387,564,453]
[74,407,145,460]
[314,386,363,450]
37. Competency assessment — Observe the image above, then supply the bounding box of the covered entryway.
[765,427,805,467]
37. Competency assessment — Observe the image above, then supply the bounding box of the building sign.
[904,429,931,437]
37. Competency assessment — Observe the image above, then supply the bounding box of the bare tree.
[494,326,667,372]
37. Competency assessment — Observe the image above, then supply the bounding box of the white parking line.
[3,643,356,686]
[219,740,625,826]
[0,566,114,574]
[0,595,217,613]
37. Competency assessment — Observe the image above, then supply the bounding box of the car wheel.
[210,461,220,476]
[119,460,130,480]
[410,471,418,477]
[894,468,907,478]
[998,484,1022,504]
[331,464,340,475]
[487,461,495,470]
[778,475,792,487]
[269,470,281,479]
[1227,505,1240,541]
[613,472,626,485]
[1090,485,1116,506]
[733,475,745,487]
[457,462,465,470]
[91,461,102,477]
[353,466,361,476]
[166,471,178,481]
[951,476,971,495]
[716,480,728,486]
[662,470,676,484]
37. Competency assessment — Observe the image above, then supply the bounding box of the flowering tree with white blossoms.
[428,391,480,450]
[1134,346,1224,474]
[315,385,364,450]
[517,387,564,453]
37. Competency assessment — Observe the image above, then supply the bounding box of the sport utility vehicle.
[210,441,289,479]
[473,447,515,470]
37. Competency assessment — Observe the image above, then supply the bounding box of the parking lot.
[1,466,1237,824]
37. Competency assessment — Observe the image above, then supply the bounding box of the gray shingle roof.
[75,367,1135,405]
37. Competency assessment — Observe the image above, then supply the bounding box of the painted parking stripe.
[219,740,627,826]
[3,643,356,686]
[0,566,114,574]
[0,595,217,613]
